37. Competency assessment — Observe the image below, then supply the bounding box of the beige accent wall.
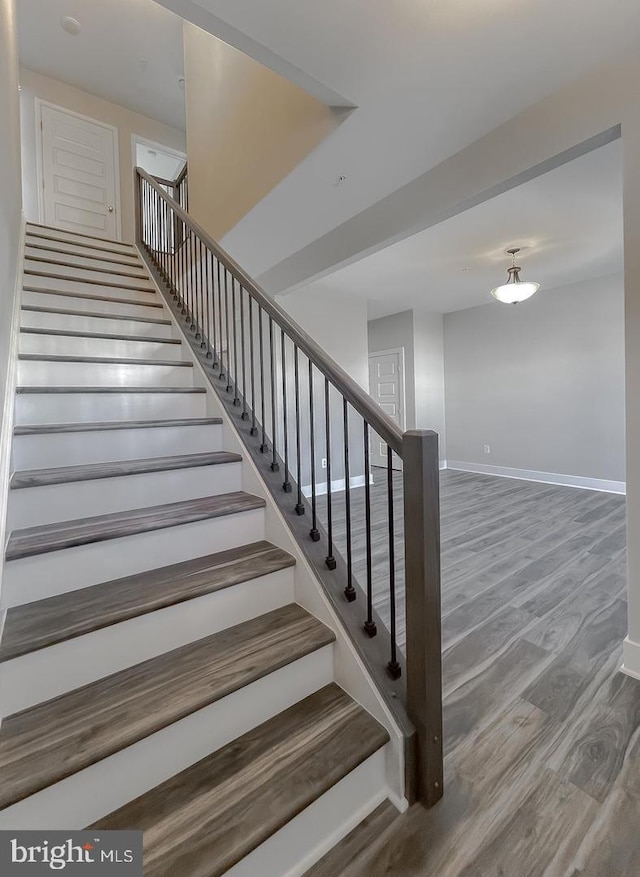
[183,22,341,241]
[19,67,186,243]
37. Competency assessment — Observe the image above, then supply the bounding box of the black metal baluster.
[294,347,304,514]
[344,399,356,601]
[259,308,267,451]
[224,269,232,393]
[189,233,196,331]
[325,378,336,569]
[309,361,320,540]
[387,445,401,679]
[217,260,225,382]
[281,331,291,492]
[269,317,279,469]
[208,250,216,365]
[240,286,247,418]
[232,279,240,405]
[204,247,212,358]
[180,225,187,316]
[363,423,377,636]
[195,238,203,343]
[249,297,257,435]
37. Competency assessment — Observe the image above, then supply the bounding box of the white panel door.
[368,349,405,470]
[40,104,119,240]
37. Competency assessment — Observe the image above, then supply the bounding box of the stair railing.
[135,167,443,806]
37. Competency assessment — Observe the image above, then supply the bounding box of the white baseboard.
[0,215,26,605]
[302,474,370,497]
[445,460,625,495]
[621,636,640,680]
[439,459,447,470]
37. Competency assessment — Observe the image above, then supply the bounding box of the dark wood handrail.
[136,166,404,455]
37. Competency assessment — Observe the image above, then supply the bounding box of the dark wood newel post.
[403,429,443,807]
[134,170,142,248]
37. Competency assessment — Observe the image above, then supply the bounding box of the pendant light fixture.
[489,248,540,304]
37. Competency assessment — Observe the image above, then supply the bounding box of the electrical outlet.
[483,444,491,454]
[321,458,327,469]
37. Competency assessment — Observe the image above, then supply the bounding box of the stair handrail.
[136,167,403,455]
[135,166,443,808]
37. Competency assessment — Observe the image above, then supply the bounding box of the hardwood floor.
[313,470,636,876]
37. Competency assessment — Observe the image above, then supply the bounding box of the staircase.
[0,223,394,875]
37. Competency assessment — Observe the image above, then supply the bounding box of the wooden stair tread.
[25,242,142,267]
[0,541,295,662]
[14,417,222,435]
[92,684,389,876]
[10,450,240,489]
[0,605,331,809]
[16,386,205,394]
[5,491,264,560]
[303,801,399,876]
[26,222,135,249]
[21,304,171,326]
[18,354,192,367]
[23,286,162,307]
[25,256,147,279]
[21,327,179,343]
[24,269,153,292]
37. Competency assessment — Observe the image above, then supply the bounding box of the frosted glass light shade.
[490,280,540,304]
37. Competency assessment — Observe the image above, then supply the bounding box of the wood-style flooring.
[313,470,636,876]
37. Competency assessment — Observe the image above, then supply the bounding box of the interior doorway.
[37,101,120,240]
[368,347,405,469]
[133,136,186,181]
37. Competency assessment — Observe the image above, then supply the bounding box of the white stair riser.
[25,247,143,274]
[0,568,294,714]
[8,461,242,528]
[19,333,183,361]
[25,241,142,267]
[12,423,223,469]
[24,259,147,286]
[24,276,156,302]
[2,508,265,605]
[14,391,207,424]
[21,290,168,321]
[17,360,195,389]
[20,310,174,339]
[0,645,334,830]
[26,227,137,256]
[227,750,389,877]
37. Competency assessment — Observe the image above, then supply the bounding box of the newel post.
[403,429,443,806]
[134,170,143,248]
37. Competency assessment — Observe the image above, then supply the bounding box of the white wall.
[368,309,446,461]
[444,273,625,484]
[19,67,186,242]
[0,0,23,595]
[279,287,369,390]
[413,310,446,455]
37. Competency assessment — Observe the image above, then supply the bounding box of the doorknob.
[107,206,114,213]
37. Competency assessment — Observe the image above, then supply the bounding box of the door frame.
[368,346,406,470]
[368,346,407,431]
[35,98,123,240]
[131,134,187,180]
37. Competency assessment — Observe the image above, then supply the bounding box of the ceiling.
[156,0,640,280]
[17,0,186,130]
[292,139,623,318]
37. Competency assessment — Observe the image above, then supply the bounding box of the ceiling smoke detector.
[61,16,81,35]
